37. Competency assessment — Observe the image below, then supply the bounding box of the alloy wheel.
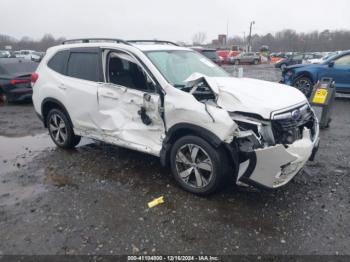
[175,144,213,188]
[295,78,312,96]
[49,113,67,145]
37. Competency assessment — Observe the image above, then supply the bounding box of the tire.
[253,59,259,65]
[46,108,81,149]
[234,60,240,65]
[170,135,229,195]
[293,76,313,97]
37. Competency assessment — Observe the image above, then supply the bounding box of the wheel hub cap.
[175,144,213,188]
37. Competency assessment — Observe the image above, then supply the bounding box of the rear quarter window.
[67,52,99,82]
[47,50,69,74]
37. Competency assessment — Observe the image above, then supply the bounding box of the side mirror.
[328,61,334,67]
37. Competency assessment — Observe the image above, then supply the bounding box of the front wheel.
[234,60,240,65]
[253,59,259,65]
[170,135,229,195]
[47,109,81,149]
[294,76,313,97]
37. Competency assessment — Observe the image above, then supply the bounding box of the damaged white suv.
[32,39,319,195]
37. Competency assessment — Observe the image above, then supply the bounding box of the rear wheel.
[253,59,259,65]
[294,76,313,97]
[234,60,240,65]
[47,109,81,149]
[170,135,229,195]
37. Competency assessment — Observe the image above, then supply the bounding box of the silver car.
[228,52,260,65]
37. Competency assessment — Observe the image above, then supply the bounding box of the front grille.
[272,104,315,145]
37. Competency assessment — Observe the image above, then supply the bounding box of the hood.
[186,75,307,119]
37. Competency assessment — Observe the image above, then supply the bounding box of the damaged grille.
[272,104,316,145]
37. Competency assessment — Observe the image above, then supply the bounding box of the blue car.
[281,51,350,96]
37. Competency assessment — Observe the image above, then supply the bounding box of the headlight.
[229,112,275,146]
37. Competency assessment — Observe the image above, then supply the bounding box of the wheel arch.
[160,123,235,168]
[41,98,73,128]
[293,71,315,84]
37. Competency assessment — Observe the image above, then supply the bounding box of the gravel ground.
[0,64,349,255]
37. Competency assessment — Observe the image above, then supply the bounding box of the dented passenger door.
[96,50,165,156]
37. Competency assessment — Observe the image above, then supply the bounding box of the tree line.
[0,34,65,52]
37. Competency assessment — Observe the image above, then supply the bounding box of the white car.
[32,38,319,195]
[16,50,40,61]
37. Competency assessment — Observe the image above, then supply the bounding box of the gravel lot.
[0,64,349,255]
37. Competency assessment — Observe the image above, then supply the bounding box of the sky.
[1,0,349,43]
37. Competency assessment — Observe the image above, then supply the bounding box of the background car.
[306,51,341,64]
[275,53,303,69]
[228,52,260,65]
[191,47,223,65]
[0,58,38,103]
[15,50,38,60]
[0,50,16,58]
[281,50,350,96]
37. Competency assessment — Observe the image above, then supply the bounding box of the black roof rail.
[62,38,130,45]
[127,40,179,46]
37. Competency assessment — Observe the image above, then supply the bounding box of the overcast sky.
[2,0,349,43]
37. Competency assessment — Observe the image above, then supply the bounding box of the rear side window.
[67,52,99,82]
[47,50,69,74]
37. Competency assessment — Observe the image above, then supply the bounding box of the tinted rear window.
[0,61,37,75]
[47,50,69,74]
[67,52,99,82]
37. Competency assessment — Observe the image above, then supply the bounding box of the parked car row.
[0,50,45,62]
[274,53,323,69]
[280,50,350,95]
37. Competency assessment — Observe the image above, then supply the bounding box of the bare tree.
[192,32,207,45]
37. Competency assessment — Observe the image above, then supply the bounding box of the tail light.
[31,72,39,84]
[10,79,31,85]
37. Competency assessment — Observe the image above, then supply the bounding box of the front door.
[321,54,350,91]
[96,50,165,156]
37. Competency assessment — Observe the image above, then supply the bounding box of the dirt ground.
[0,64,349,255]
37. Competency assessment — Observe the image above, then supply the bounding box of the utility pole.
[242,31,246,51]
[248,21,255,52]
[226,19,229,46]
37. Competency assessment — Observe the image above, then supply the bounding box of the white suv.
[32,39,320,195]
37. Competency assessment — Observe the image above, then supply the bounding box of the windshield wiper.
[173,84,186,89]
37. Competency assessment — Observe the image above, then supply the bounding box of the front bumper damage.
[236,126,320,189]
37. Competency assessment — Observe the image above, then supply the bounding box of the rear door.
[96,50,165,155]
[60,48,103,133]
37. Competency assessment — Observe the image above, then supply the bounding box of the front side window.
[334,55,350,66]
[107,52,151,91]
[145,50,229,87]
[67,52,99,81]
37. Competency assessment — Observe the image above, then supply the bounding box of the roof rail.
[127,40,179,46]
[62,38,130,45]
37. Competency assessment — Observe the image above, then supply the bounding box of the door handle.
[58,83,67,90]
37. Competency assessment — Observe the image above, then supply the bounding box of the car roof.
[50,42,190,53]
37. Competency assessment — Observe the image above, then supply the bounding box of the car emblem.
[291,109,301,120]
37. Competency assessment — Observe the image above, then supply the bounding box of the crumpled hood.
[186,75,307,119]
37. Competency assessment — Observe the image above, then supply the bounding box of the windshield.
[145,50,229,87]
[322,53,341,64]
